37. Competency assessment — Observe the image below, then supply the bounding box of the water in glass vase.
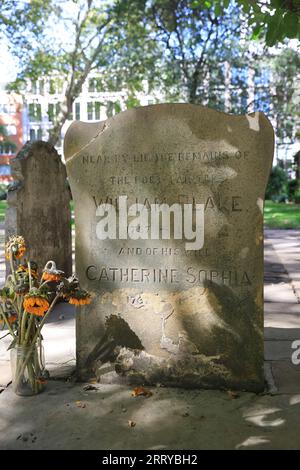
[10,341,46,396]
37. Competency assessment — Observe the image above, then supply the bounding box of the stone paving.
[0,229,299,449]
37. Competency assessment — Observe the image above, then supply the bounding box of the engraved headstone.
[6,141,72,276]
[65,104,274,391]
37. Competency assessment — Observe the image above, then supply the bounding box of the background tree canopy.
[0,0,299,146]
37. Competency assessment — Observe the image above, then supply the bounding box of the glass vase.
[10,341,46,396]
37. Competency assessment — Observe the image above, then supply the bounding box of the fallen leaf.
[75,400,87,408]
[131,386,153,398]
[128,420,136,428]
[227,390,240,399]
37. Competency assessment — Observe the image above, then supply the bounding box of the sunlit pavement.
[0,229,299,449]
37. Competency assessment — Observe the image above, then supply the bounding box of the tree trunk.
[48,96,73,147]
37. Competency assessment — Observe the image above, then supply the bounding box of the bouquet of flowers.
[0,235,91,396]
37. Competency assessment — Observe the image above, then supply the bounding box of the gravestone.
[6,141,72,276]
[65,104,274,391]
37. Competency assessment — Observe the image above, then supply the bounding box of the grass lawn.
[0,201,6,224]
[0,199,299,229]
[264,200,300,229]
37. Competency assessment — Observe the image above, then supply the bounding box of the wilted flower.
[0,313,17,326]
[5,236,26,260]
[60,275,91,306]
[16,261,38,280]
[14,279,30,296]
[42,260,64,282]
[23,289,50,317]
[68,290,92,306]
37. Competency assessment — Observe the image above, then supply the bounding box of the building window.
[48,103,54,122]
[88,78,101,93]
[31,80,37,94]
[0,143,16,154]
[49,79,56,94]
[29,128,42,141]
[39,79,45,95]
[75,103,80,120]
[49,78,64,95]
[4,124,17,135]
[95,102,101,120]
[28,103,42,122]
[106,101,120,118]
[30,129,36,141]
[87,102,93,120]
[0,104,16,114]
[0,165,11,176]
[106,101,114,118]
[87,101,101,120]
[48,103,61,122]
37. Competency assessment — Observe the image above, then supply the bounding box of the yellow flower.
[24,295,49,317]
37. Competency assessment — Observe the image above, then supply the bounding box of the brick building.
[0,92,23,182]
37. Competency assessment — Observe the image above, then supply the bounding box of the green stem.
[14,293,61,384]
[20,309,28,344]
[27,261,33,290]
[25,314,35,344]
[0,304,15,338]
[9,252,16,285]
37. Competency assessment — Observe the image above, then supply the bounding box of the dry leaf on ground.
[131,386,153,398]
[75,400,87,408]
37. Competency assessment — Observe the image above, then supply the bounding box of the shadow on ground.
[0,381,300,450]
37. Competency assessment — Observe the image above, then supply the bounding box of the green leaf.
[265,10,285,45]
[283,12,299,39]
[270,0,282,8]
[251,24,262,40]
[214,3,223,16]
[190,0,200,8]
[204,0,212,8]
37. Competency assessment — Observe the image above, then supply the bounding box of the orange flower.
[8,314,18,325]
[68,295,91,306]
[42,272,61,282]
[23,295,49,317]
[0,314,17,326]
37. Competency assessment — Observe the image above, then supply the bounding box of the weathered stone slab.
[65,104,274,391]
[5,141,72,276]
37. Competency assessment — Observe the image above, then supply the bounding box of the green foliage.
[266,165,288,200]
[295,187,300,203]
[264,200,300,228]
[0,125,17,154]
[287,179,299,201]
